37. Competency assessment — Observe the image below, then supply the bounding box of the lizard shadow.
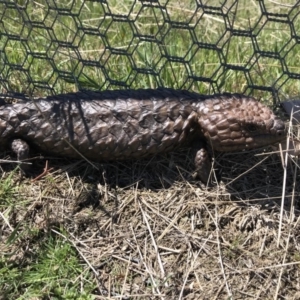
[53,147,198,190]
[46,146,300,213]
[214,149,300,212]
[2,146,299,215]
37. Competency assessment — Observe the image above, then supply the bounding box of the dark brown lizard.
[0,88,286,183]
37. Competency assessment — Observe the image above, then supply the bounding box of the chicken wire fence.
[0,0,300,104]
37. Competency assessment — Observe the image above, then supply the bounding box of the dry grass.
[1,140,300,299]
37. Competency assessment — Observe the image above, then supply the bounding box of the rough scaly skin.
[0,88,286,182]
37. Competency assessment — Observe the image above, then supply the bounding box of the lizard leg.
[191,140,221,184]
[10,139,30,173]
[193,147,213,183]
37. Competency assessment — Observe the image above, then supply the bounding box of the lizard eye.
[246,124,258,132]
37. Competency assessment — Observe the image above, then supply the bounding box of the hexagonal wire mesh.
[0,0,300,106]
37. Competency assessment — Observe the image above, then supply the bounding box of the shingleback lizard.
[0,88,286,183]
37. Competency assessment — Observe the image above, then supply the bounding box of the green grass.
[1,0,300,298]
[1,234,95,299]
[0,172,96,299]
[1,1,300,100]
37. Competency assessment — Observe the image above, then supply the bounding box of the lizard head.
[197,95,286,152]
